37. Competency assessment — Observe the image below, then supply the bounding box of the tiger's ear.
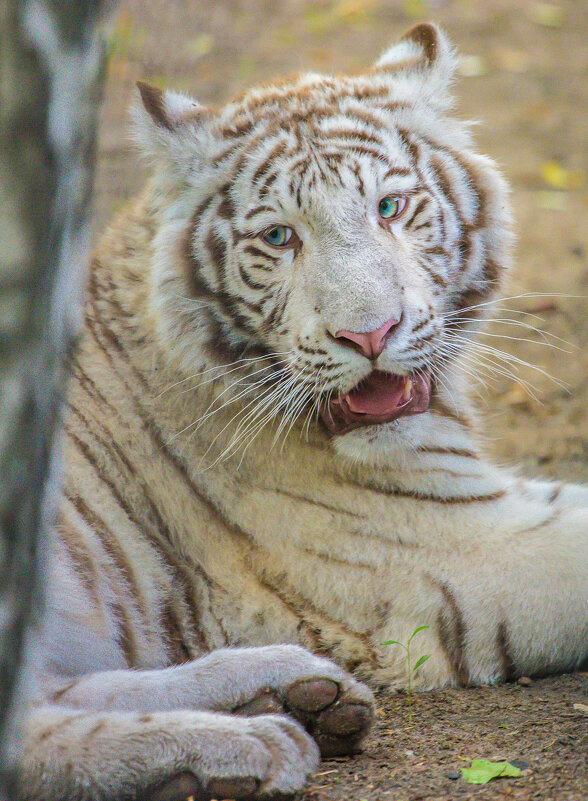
[373,23,457,111]
[132,82,213,174]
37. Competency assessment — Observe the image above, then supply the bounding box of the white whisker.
[441,331,567,398]
[446,292,582,320]
[155,350,291,400]
[200,376,296,468]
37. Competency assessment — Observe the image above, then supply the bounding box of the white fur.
[21,23,587,801]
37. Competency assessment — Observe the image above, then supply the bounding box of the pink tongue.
[344,371,405,415]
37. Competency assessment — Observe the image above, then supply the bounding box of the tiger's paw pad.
[205,775,259,799]
[225,645,375,758]
[149,773,263,801]
[284,678,339,712]
[284,675,375,757]
[148,771,202,801]
[234,690,285,716]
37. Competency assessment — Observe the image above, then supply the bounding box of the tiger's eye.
[262,225,294,247]
[378,196,406,220]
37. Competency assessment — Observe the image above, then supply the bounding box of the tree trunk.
[0,2,112,797]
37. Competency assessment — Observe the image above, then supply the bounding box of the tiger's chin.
[320,370,431,436]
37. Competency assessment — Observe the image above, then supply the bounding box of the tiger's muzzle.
[319,370,431,435]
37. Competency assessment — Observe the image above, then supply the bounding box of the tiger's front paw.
[283,672,374,757]
[231,645,375,757]
[145,713,318,801]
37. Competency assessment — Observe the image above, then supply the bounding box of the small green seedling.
[381,625,431,722]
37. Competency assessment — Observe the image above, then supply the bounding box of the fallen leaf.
[530,2,563,27]
[494,47,530,73]
[541,160,585,190]
[573,703,588,714]
[461,759,521,785]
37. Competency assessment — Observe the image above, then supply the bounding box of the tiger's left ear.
[373,23,457,111]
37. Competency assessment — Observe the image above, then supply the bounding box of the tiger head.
[134,23,512,455]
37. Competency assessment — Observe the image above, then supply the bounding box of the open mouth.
[320,370,431,436]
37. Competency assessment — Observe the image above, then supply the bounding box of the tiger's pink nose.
[334,316,401,359]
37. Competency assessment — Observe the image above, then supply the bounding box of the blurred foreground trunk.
[0,1,111,798]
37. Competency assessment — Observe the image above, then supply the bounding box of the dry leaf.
[573,703,588,714]
[541,160,585,190]
[495,47,530,73]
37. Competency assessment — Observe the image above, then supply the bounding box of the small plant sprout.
[381,625,431,723]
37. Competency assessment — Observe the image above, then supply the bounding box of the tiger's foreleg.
[40,645,375,757]
[22,646,374,799]
[19,703,319,801]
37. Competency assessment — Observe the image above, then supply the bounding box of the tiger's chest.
[157,454,425,659]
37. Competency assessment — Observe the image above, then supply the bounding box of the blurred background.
[94,0,588,480]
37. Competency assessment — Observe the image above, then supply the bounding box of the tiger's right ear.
[132,82,213,174]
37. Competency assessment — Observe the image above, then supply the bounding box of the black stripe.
[497,621,516,681]
[66,354,217,655]
[389,488,505,504]
[404,196,430,230]
[433,578,470,686]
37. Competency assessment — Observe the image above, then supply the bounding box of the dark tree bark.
[0,2,113,798]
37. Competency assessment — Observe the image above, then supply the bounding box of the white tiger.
[19,22,588,801]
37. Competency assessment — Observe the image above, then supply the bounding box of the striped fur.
[21,24,588,801]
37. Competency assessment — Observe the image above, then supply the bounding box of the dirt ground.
[94,1,587,799]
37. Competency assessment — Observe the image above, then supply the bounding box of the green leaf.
[408,625,430,644]
[530,2,563,28]
[380,640,405,648]
[461,760,521,785]
[413,654,431,672]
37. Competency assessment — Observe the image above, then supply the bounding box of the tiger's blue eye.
[378,196,406,220]
[262,225,294,247]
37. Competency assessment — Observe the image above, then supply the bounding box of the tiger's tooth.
[403,379,413,400]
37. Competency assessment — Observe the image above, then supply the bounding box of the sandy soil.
[93,1,587,798]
